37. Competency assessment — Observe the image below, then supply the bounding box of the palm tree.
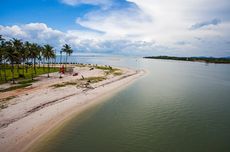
[60,50,63,65]
[37,46,43,68]
[0,36,7,82]
[5,40,18,84]
[30,43,40,74]
[11,38,23,75]
[0,48,3,81]
[61,44,73,71]
[41,46,46,72]
[24,41,31,73]
[43,44,55,78]
[21,41,31,76]
[0,35,4,81]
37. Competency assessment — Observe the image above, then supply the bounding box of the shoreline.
[144,56,230,64]
[0,65,145,152]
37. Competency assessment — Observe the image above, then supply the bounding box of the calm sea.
[34,56,230,152]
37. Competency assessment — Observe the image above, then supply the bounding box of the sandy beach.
[0,65,145,152]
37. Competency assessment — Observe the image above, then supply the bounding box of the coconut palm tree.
[0,51,3,81]
[37,46,43,68]
[0,36,7,82]
[59,50,63,65]
[5,40,18,84]
[11,38,23,75]
[43,44,55,78]
[20,42,30,76]
[0,35,4,81]
[61,44,73,70]
[0,48,3,81]
[30,43,40,74]
[24,41,31,73]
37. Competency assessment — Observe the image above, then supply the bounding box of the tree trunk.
[11,63,15,84]
[43,58,45,72]
[34,58,36,74]
[26,58,28,73]
[60,52,62,65]
[0,61,2,81]
[22,59,25,77]
[3,60,7,82]
[65,54,68,72]
[17,64,20,74]
[48,58,50,78]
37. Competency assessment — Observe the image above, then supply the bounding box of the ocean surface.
[35,56,230,152]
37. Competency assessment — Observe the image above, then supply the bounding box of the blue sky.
[1,0,230,56]
[0,0,97,30]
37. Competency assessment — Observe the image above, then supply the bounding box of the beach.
[0,65,145,152]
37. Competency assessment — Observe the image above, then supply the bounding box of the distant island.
[144,56,230,64]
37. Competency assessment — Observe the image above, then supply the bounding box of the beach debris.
[73,73,78,76]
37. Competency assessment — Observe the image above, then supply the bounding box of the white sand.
[0,65,145,152]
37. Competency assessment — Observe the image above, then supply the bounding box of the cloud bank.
[1,0,230,56]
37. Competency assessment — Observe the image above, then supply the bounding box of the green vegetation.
[84,76,106,83]
[0,66,58,84]
[0,35,73,84]
[0,83,32,93]
[52,76,106,88]
[18,79,38,84]
[0,96,17,110]
[95,65,121,75]
[113,71,123,76]
[52,81,78,88]
[61,44,73,71]
[95,65,113,70]
[144,56,230,64]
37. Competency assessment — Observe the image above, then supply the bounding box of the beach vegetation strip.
[0,83,32,93]
[52,76,106,88]
[144,56,230,64]
[95,65,122,75]
[0,96,17,110]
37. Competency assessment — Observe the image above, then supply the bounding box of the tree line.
[143,56,230,64]
[0,35,73,83]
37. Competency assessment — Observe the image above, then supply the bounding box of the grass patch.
[95,65,113,70]
[113,71,123,76]
[18,79,38,84]
[0,103,8,110]
[0,83,32,92]
[52,81,78,88]
[0,96,16,102]
[52,76,106,88]
[95,65,121,76]
[0,65,59,84]
[84,76,106,83]
[0,96,17,110]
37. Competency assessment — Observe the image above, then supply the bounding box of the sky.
[0,0,230,57]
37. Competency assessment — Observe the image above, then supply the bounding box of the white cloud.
[1,0,230,56]
[0,23,64,47]
[1,21,230,56]
[75,0,230,56]
[0,25,27,37]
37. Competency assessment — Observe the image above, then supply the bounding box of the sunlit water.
[35,56,230,152]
